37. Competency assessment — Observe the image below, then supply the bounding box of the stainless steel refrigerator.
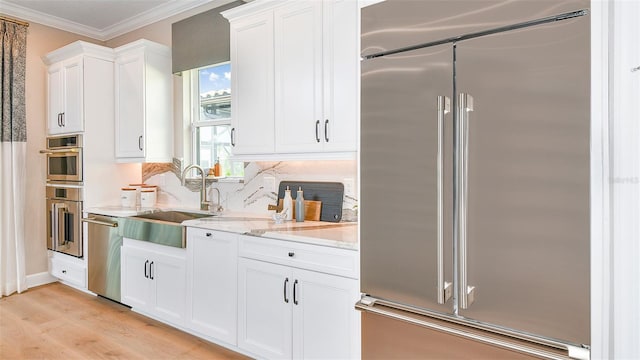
[357,1,590,359]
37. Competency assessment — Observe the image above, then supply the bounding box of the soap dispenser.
[295,187,305,222]
[283,186,293,221]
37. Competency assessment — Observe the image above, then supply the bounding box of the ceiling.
[0,0,222,41]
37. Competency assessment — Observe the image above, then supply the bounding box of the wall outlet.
[264,176,276,192]
[343,178,355,197]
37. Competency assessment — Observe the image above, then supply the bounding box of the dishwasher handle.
[82,217,119,227]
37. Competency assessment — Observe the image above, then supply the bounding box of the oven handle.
[51,202,59,251]
[57,204,69,248]
[82,217,118,227]
[39,148,81,154]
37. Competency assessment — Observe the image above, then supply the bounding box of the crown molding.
[0,0,232,41]
[101,0,230,40]
[1,1,105,39]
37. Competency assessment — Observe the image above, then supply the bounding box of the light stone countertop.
[185,216,359,250]
[86,206,358,250]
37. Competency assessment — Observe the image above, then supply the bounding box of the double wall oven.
[41,134,84,257]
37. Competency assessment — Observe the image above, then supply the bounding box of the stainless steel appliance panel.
[46,149,83,182]
[361,0,589,58]
[362,311,545,360]
[455,14,590,345]
[46,186,83,257]
[41,134,83,183]
[85,214,123,302]
[361,43,454,314]
[360,0,591,354]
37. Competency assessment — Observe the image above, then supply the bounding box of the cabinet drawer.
[50,256,86,288]
[186,227,230,241]
[239,235,358,279]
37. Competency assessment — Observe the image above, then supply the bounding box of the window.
[188,62,243,177]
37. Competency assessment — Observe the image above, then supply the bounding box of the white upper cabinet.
[273,1,323,153]
[321,0,359,153]
[44,43,114,135]
[229,10,275,155]
[224,0,358,158]
[275,0,358,154]
[114,40,173,163]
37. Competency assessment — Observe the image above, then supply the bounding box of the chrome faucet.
[210,187,224,213]
[181,164,209,211]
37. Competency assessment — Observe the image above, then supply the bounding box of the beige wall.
[24,23,104,275]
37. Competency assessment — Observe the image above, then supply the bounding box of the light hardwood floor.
[0,283,249,359]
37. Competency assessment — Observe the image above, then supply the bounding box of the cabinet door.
[61,56,84,133]
[230,12,275,155]
[274,1,323,153]
[322,0,358,152]
[121,244,151,309]
[292,268,360,360]
[238,258,292,359]
[47,63,64,134]
[115,54,145,159]
[151,250,187,326]
[186,230,238,345]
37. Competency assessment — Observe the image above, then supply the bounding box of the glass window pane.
[195,124,243,177]
[198,63,231,122]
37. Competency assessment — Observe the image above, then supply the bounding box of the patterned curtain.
[0,20,28,297]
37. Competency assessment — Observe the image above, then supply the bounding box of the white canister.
[121,188,137,208]
[128,183,146,206]
[140,189,157,208]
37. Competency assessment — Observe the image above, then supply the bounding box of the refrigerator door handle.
[457,93,476,309]
[437,95,452,304]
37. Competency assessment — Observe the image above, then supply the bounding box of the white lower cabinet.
[122,229,360,360]
[238,258,293,358]
[292,268,360,359]
[238,236,360,359]
[185,228,238,345]
[49,252,86,289]
[121,238,187,327]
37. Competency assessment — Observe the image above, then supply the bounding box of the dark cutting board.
[277,181,344,222]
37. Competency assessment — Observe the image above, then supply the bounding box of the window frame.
[185,62,242,178]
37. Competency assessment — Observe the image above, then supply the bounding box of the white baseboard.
[26,271,58,289]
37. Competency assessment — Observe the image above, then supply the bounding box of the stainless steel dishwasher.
[82,214,123,303]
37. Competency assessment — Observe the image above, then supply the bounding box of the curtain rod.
[0,15,30,27]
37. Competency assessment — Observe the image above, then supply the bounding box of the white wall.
[590,1,640,359]
[609,0,640,358]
